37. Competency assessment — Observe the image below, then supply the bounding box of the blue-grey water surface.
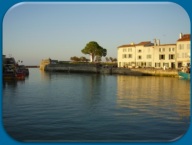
[2,68,190,142]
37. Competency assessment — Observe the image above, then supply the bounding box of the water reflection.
[116,76,190,119]
[3,69,190,141]
[3,80,18,89]
[40,70,52,81]
[81,74,102,101]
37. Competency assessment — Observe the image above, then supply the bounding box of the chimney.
[179,33,183,39]
[156,39,160,46]
[154,39,157,46]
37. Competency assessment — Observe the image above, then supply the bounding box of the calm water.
[2,68,190,142]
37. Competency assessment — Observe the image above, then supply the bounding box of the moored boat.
[3,63,17,80]
[178,71,190,80]
[178,65,190,80]
[3,72,16,80]
[16,69,25,80]
[18,65,29,76]
[3,56,28,81]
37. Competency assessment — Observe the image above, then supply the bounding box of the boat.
[178,66,190,80]
[178,71,190,80]
[3,64,17,80]
[3,72,16,80]
[18,65,29,76]
[3,70,25,80]
[3,57,28,80]
[16,69,25,80]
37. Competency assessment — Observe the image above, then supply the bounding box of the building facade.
[135,41,154,68]
[117,43,136,68]
[153,44,176,69]
[117,33,190,69]
[176,33,190,68]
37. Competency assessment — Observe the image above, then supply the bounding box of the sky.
[3,2,190,65]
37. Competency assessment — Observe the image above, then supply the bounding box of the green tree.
[109,57,113,62]
[70,56,80,62]
[109,57,117,62]
[113,58,117,62]
[81,41,107,62]
[80,56,87,62]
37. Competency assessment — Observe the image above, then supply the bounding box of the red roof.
[118,41,153,48]
[177,34,190,41]
[137,41,151,46]
[117,44,136,48]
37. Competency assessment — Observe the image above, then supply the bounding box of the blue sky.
[3,2,190,65]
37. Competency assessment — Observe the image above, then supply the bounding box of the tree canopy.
[81,41,107,62]
[70,56,89,62]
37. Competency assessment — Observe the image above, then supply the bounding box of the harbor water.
[2,68,190,142]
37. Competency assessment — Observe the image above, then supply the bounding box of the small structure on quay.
[39,58,58,70]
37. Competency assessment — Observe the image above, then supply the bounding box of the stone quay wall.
[45,63,99,73]
[44,63,179,77]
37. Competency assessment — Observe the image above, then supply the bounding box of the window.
[187,44,190,49]
[138,50,142,53]
[159,48,161,52]
[185,53,189,58]
[123,48,127,52]
[179,44,184,50]
[128,54,132,58]
[119,62,121,67]
[138,56,142,59]
[147,62,152,67]
[179,44,181,50]
[163,63,169,67]
[128,48,132,52]
[136,62,142,66]
[155,63,161,67]
[169,48,174,52]
[163,48,165,52]
[159,55,165,60]
[122,54,127,58]
[169,54,175,60]
[146,55,151,59]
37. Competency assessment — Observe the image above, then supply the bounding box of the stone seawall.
[45,63,99,73]
[44,64,179,77]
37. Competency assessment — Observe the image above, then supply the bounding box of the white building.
[176,33,190,68]
[117,41,154,68]
[135,41,154,68]
[117,43,136,68]
[117,33,190,69]
[153,43,176,69]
